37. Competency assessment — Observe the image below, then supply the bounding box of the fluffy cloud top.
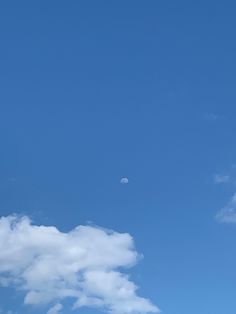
[216,193,236,223]
[0,215,159,314]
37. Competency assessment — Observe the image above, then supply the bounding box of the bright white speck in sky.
[120,177,129,184]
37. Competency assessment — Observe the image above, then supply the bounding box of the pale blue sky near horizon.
[1,1,236,314]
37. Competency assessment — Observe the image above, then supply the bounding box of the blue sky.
[0,1,236,314]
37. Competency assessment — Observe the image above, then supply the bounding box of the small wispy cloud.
[0,310,17,314]
[47,303,63,314]
[212,164,236,185]
[214,174,230,184]
[203,113,220,121]
[216,193,236,223]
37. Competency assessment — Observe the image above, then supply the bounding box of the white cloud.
[120,177,129,184]
[214,174,230,184]
[47,303,63,314]
[216,193,236,223]
[0,215,159,314]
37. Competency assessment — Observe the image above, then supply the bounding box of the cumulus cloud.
[0,215,159,314]
[216,193,236,223]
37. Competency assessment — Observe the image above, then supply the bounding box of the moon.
[120,177,129,184]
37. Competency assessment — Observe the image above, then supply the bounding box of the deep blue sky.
[1,1,236,313]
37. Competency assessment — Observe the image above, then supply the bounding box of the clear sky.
[0,1,236,314]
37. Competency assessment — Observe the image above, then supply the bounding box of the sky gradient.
[0,1,236,314]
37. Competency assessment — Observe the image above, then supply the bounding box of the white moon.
[120,177,129,184]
